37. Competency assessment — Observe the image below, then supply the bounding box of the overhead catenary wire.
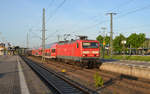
[43,0,66,43]
[107,3,150,39]
[46,0,55,10]
[30,30,42,39]
[115,24,150,32]
[71,0,135,36]
[112,3,150,36]
[71,19,109,35]
[29,0,55,41]
[46,0,66,25]
[45,0,66,25]
[90,0,135,21]
[31,0,150,47]
[81,1,150,37]
[107,0,135,12]
[45,30,59,40]
[46,0,129,40]
[117,3,150,19]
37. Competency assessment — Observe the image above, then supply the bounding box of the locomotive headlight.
[92,51,99,54]
[82,51,90,54]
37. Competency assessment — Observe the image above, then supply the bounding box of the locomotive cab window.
[82,42,98,48]
[77,43,79,48]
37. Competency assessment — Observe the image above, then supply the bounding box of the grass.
[104,55,150,62]
[94,72,103,87]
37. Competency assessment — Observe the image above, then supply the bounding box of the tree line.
[96,33,147,55]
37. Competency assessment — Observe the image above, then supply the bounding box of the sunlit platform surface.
[0,56,52,94]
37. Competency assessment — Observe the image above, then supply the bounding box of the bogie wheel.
[87,61,93,69]
[80,62,85,68]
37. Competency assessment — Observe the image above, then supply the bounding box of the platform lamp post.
[121,40,126,60]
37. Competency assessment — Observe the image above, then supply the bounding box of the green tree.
[105,36,110,46]
[96,35,110,46]
[96,35,103,42]
[97,35,110,57]
[96,35,103,46]
[113,34,126,54]
[127,33,146,48]
[138,33,146,47]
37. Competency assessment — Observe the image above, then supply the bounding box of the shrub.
[94,72,104,87]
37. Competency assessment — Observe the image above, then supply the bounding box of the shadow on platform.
[0,71,19,78]
[0,73,5,78]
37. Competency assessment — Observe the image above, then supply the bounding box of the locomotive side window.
[82,42,98,48]
[77,43,79,48]
[45,53,48,56]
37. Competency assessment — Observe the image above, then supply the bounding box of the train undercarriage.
[56,56,101,68]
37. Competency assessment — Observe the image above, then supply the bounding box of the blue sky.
[0,0,150,48]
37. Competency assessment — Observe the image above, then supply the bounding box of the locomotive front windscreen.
[82,42,99,48]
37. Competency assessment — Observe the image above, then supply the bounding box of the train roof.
[45,42,57,48]
[58,39,98,45]
[32,42,58,50]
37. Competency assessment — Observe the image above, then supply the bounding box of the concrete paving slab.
[102,59,150,68]
[0,56,52,94]
[0,56,20,94]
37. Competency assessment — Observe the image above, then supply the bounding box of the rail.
[21,56,98,94]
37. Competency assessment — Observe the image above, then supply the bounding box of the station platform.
[0,56,52,94]
[100,59,150,80]
[102,59,150,68]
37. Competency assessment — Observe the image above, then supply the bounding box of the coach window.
[52,49,55,53]
[77,43,79,48]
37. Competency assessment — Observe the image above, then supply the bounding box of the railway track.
[28,56,150,94]
[21,56,98,94]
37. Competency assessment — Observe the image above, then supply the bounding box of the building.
[0,43,5,55]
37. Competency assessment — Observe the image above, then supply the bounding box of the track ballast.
[21,56,98,94]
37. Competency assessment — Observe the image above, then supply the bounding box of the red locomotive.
[32,36,100,68]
